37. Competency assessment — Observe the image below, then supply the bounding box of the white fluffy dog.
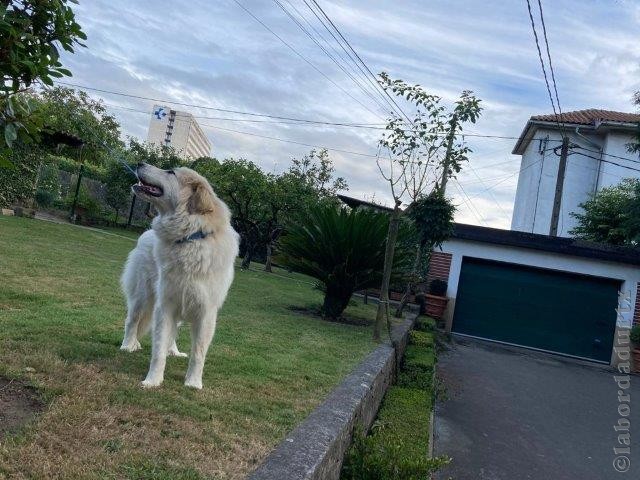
[120,163,238,389]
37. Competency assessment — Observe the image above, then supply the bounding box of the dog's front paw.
[184,378,203,390]
[120,340,142,352]
[141,378,163,388]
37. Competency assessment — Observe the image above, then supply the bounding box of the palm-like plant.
[277,204,412,321]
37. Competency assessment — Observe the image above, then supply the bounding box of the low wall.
[249,315,416,480]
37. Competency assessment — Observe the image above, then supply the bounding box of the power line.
[272,0,390,116]
[302,0,402,119]
[230,0,384,120]
[55,81,386,128]
[524,0,564,136]
[103,102,386,129]
[536,0,563,121]
[572,152,640,174]
[453,179,488,226]
[307,0,413,125]
[466,164,512,220]
[197,122,382,158]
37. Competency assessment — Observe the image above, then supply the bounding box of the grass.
[0,216,377,479]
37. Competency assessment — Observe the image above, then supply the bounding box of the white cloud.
[60,0,640,229]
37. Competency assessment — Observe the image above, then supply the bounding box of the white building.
[146,105,212,159]
[511,109,640,237]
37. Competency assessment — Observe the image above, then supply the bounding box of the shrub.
[414,316,436,332]
[342,387,449,479]
[276,205,412,320]
[35,189,54,207]
[63,184,103,219]
[409,330,434,348]
[631,324,640,345]
[398,344,435,391]
[428,279,447,296]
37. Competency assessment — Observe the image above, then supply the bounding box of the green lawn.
[0,216,377,479]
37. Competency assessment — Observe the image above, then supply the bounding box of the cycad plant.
[277,204,412,321]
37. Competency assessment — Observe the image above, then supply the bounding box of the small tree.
[277,205,411,321]
[372,72,481,341]
[570,178,640,246]
[1,0,86,166]
[395,191,456,317]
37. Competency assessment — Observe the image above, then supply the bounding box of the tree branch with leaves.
[372,72,481,341]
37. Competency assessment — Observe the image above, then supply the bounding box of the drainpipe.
[575,127,604,192]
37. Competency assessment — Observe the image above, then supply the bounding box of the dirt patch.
[288,305,373,326]
[0,377,44,440]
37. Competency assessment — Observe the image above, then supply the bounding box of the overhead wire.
[230,0,384,120]
[272,0,391,116]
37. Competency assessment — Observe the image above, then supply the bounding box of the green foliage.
[409,330,434,348]
[277,205,411,320]
[378,72,482,192]
[53,154,106,181]
[62,183,102,218]
[0,144,41,206]
[35,189,54,207]
[630,324,640,345]
[409,191,455,248]
[569,178,640,246]
[35,86,122,166]
[104,158,135,221]
[1,0,86,164]
[342,387,449,479]
[429,279,448,296]
[397,344,435,391]
[195,150,348,269]
[37,163,61,195]
[126,138,184,169]
[414,316,436,332]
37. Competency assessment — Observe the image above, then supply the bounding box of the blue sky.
[59,0,640,227]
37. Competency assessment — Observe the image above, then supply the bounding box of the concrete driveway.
[434,337,639,480]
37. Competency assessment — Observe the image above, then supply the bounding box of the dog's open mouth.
[133,178,163,197]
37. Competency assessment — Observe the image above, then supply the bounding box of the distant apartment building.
[146,105,211,159]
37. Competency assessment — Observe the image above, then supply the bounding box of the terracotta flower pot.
[424,294,448,319]
[632,348,640,374]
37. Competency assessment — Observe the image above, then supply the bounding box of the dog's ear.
[187,180,216,215]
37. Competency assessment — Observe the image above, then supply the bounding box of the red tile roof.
[531,109,640,125]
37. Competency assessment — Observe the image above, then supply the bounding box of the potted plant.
[631,324,640,373]
[424,279,448,319]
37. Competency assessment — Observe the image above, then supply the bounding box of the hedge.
[0,146,41,208]
[414,316,436,332]
[342,387,448,479]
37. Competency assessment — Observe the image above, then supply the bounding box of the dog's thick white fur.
[120,163,238,389]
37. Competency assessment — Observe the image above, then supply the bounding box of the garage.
[427,223,640,367]
[452,257,620,362]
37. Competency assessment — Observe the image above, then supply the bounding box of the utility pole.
[439,114,458,195]
[549,136,569,236]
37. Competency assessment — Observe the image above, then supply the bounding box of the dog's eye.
[167,170,175,175]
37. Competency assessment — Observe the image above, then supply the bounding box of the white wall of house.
[511,129,639,237]
[599,132,639,189]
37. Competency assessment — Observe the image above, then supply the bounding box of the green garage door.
[452,257,620,363]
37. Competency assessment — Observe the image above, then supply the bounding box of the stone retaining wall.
[249,315,417,480]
